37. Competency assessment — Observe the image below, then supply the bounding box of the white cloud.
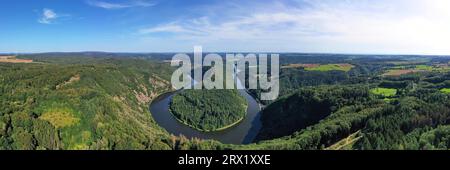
[139,23,187,34]
[38,8,58,24]
[87,0,155,9]
[138,22,208,36]
[138,0,450,54]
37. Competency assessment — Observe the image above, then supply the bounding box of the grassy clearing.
[370,88,397,97]
[415,65,434,71]
[441,88,450,94]
[385,64,450,76]
[281,64,319,69]
[414,64,450,72]
[39,108,80,129]
[304,64,354,72]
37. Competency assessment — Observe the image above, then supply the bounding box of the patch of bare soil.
[56,74,81,89]
[0,56,33,63]
[383,70,423,76]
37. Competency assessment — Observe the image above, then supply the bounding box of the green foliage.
[370,88,397,97]
[11,127,35,150]
[255,85,372,141]
[170,90,247,131]
[2,53,450,150]
[32,120,59,150]
[232,56,450,150]
[440,88,450,94]
[39,106,80,129]
[415,65,434,71]
[0,56,182,150]
[249,68,353,104]
[245,85,380,149]
[414,125,450,150]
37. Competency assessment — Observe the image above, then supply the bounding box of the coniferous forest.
[170,89,247,131]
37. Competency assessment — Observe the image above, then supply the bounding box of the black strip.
[0,150,447,169]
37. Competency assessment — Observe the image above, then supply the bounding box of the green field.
[441,88,450,94]
[370,88,397,97]
[305,64,354,72]
[386,65,450,76]
[415,64,450,72]
[414,65,434,71]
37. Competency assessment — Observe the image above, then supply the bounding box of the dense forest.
[1,53,450,150]
[0,55,222,150]
[238,56,450,150]
[254,85,373,141]
[169,89,247,131]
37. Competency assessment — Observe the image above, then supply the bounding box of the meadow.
[441,88,450,94]
[370,88,397,97]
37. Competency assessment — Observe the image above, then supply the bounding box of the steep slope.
[0,58,222,150]
[255,86,372,141]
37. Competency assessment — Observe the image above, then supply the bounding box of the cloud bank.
[138,0,450,54]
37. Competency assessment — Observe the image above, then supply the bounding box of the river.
[149,89,262,144]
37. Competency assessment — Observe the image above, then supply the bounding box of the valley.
[1,53,450,150]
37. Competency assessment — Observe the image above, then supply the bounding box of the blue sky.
[1,0,450,54]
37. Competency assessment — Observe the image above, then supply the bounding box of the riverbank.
[169,110,246,132]
[169,89,248,132]
[149,88,262,144]
[151,90,248,132]
[245,89,267,109]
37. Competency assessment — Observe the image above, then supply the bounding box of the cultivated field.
[382,69,423,76]
[281,63,354,72]
[281,63,320,69]
[0,56,33,63]
[383,64,450,76]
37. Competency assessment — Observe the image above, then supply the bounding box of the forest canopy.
[169,89,248,132]
[2,53,450,150]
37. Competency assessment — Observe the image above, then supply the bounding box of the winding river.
[149,89,262,144]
